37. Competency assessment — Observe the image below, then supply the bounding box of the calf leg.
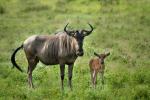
[68,64,73,90]
[90,70,94,87]
[101,71,104,85]
[93,70,97,88]
[60,64,65,90]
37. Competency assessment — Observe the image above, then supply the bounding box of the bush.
[132,67,150,85]
[0,6,5,14]
[133,85,150,100]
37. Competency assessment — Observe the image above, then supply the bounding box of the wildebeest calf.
[89,52,110,88]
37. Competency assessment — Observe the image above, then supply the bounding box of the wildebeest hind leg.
[27,57,39,88]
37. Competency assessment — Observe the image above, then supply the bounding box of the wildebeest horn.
[82,23,94,36]
[64,23,75,36]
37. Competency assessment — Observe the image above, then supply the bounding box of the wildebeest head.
[94,52,110,64]
[64,23,93,56]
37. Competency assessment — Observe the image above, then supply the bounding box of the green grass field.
[0,0,150,99]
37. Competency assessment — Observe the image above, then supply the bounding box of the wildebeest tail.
[11,44,23,72]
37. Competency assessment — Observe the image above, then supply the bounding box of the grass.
[0,0,150,100]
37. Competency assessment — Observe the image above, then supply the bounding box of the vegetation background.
[0,0,150,99]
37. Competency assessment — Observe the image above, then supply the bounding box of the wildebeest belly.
[37,51,59,65]
[37,54,77,65]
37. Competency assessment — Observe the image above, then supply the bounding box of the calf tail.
[11,44,23,72]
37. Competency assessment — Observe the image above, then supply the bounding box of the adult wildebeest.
[11,23,93,90]
[89,52,110,88]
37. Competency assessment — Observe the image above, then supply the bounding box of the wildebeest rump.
[11,23,93,90]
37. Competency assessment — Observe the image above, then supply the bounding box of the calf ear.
[106,52,110,57]
[94,52,100,57]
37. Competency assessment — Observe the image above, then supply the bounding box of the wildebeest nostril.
[80,52,84,56]
[76,51,84,56]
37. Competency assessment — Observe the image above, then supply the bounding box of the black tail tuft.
[11,44,23,72]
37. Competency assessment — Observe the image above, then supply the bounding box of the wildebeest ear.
[67,32,76,37]
[94,52,100,57]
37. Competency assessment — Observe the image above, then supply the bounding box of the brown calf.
[89,52,110,88]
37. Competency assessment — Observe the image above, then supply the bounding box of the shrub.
[0,6,5,14]
[133,85,150,100]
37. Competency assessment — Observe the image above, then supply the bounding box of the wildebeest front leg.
[68,64,74,90]
[60,64,65,90]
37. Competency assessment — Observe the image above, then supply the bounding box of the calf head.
[94,52,110,64]
[64,23,93,56]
